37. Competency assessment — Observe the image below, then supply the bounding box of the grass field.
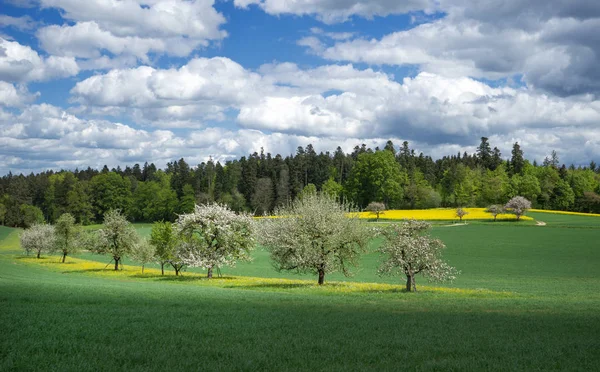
[1,213,600,371]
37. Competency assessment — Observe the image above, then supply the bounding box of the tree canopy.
[377,220,458,292]
[259,193,371,285]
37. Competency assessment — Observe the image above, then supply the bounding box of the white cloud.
[70,57,269,127]
[0,38,79,82]
[37,21,207,63]
[234,0,435,24]
[305,1,600,96]
[36,0,227,66]
[0,15,37,31]
[238,70,600,143]
[0,82,38,107]
[67,57,600,163]
[40,0,226,39]
[0,102,400,174]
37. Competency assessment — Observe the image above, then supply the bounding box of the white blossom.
[377,220,458,292]
[505,196,532,221]
[258,193,372,285]
[20,223,56,258]
[175,203,255,278]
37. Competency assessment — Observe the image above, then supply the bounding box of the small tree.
[20,224,56,258]
[53,213,80,263]
[485,205,504,222]
[176,203,255,278]
[131,239,155,274]
[378,220,458,292]
[456,208,468,222]
[365,202,386,222]
[259,193,371,285]
[505,196,532,221]
[92,210,139,270]
[150,221,178,275]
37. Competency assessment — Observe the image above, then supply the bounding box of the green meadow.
[1,214,600,371]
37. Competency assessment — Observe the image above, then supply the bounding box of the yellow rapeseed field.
[257,208,533,221]
[358,208,533,221]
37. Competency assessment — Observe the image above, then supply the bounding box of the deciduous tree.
[377,220,458,292]
[20,224,56,259]
[485,205,504,222]
[365,202,386,221]
[176,203,255,278]
[150,221,178,275]
[456,208,468,222]
[505,196,532,221]
[131,239,155,274]
[91,210,139,270]
[259,193,371,285]
[53,213,80,263]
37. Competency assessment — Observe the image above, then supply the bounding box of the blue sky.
[1,0,599,174]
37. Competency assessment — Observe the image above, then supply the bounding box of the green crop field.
[1,213,600,371]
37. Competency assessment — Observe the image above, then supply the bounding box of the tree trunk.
[161,262,164,276]
[62,253,67,263]
[318,269,325,285]
[406,275,412,292]
[142,265,145,274]
[171,262,183,276]
[412,276,417,292]
[207,267,213,279]
[37,250,41,259]
[114,258,119,271]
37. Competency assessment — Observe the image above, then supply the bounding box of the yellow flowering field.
[358,208,533,221]
[17,255,511,297]
[529,209,600,217]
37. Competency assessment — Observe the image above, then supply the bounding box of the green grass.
[528,211,600,228]
[1,214,600,371]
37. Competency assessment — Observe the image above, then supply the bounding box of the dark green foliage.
[177,184,196,214]
[0,140,599,224]
[89,172,132,220]
[346,150,407,208]
[19,204,45,227]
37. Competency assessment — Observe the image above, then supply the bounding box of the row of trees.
[4,138,599,227]
[21,194,458,292]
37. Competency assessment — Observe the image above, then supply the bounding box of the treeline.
[1,138,599,227]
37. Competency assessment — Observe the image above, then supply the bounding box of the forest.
[1,137,599,227]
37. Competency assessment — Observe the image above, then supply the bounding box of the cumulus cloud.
[0,82,39,107]
[66,57,600,166]
[239,70,600,143]
[1,102,598,174]
[0,102,404,174]
[0,15,37,31]
[36,0,227,66]
[298,0,600,97]
[234,0,435,24]
[69,57,271,127]
[0,38,79,82]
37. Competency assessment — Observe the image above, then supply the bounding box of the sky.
[1,0,599,174]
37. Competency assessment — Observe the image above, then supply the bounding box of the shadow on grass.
[62,268,117,274]
[129,273,238,282]
[223,281,407,294]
